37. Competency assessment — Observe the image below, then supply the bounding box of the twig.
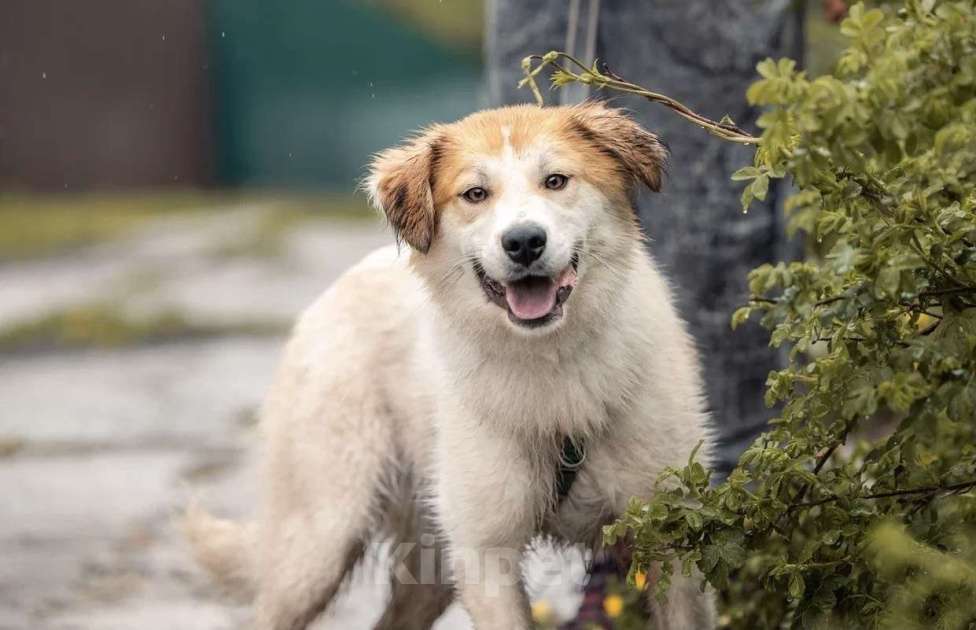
[519,52,760,145]
[813,335,867,344]
[918,319,941,336]
[920,286,976,299]
[791,478,976,511]
[787,418,858,511]
[813,286,976,310]
[910,232,967,288]
[815,295,846,307]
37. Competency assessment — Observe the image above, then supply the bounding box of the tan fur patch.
[368,128,445,253]
[566,101,668,194]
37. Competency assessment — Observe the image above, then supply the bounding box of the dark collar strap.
[556,436,586,501]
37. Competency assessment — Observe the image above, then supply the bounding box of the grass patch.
[0,190,374,262]
[0,191,213,261]
[209,196,379,259]
[208,206,310,259]
[271,194,377,222]
[0,302,288,353]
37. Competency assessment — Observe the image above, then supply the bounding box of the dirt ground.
[0,208,584,629]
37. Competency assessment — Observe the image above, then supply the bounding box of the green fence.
[208,0,481,189]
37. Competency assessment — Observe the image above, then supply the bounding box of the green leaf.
[731,166,761,181]
[732,306,753,330]
[751,174,770,202]
[741,183,756,212]
[789,573,806,600]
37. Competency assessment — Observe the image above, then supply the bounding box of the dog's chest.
[456,350,635,436]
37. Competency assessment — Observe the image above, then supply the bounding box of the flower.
[603,594,624,618]
[531,599,554,624]
[634,570,647,590]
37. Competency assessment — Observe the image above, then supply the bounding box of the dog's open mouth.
[474,253,579,328]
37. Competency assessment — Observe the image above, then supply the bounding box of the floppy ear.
[366,130,443,253]
[569,101,669,193]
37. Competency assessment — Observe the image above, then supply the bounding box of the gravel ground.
[0,209,584,629]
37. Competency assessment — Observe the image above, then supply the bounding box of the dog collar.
[556,436,586,501]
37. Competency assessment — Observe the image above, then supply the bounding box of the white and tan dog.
[186,102,714,630]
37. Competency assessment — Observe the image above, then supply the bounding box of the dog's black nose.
[501,224,547,267]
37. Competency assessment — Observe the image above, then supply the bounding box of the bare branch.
[519,51,761,145]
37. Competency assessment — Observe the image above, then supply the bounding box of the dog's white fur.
[185,103,715,629]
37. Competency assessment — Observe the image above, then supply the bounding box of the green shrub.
[526,1,976,627]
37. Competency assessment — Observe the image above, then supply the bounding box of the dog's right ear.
[569,101,668,194]
[366,130,444,254]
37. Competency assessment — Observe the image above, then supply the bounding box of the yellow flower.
[603,594,624,618]
[531,600,554,624]
[634,571,647,590]
[916,313,938,331]
[897,311,939,332]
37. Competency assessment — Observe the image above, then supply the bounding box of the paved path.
[0,208,584,629]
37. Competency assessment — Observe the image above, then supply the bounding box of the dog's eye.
[544,174,569,191]
[461,187,488,203]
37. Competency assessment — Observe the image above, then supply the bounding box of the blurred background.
[0,2,483,628]
[0,1,845,628]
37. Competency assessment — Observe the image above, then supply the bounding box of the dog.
[184,102,715,630]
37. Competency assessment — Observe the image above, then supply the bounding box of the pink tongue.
[505,277,558,320]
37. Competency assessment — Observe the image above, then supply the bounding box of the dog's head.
[366,102,667,334]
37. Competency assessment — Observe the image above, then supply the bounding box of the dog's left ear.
[570,101,668,193]
[366,130,443,253]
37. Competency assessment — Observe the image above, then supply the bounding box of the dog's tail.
[180,502,256,601]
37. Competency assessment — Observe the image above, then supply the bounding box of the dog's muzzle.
[474,253,579,329]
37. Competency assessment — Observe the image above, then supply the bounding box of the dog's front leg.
[434,416,540,630]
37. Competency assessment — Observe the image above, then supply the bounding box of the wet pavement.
[0,208,583,629]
